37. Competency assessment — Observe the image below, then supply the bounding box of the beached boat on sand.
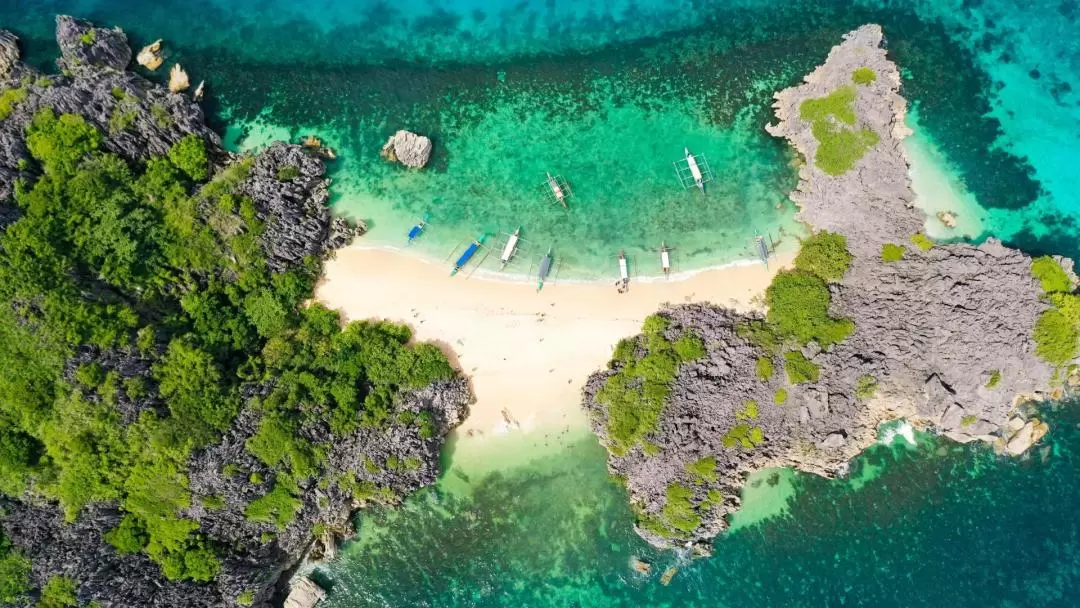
[500,227,521,269]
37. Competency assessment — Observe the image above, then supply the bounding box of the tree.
[167,134,209,181]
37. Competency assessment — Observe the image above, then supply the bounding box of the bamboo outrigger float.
[673,147,713,194]
[499,227,521,269]
[542,172,573,209]
[536,247,554,292]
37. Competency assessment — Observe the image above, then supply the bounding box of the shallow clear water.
[5,0,1080,604]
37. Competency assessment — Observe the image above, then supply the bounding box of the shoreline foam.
[315,244,794,458]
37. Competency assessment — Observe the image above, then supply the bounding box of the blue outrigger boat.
[451,235,486,276]
[755,234,770,269]
[536,247,554,291]
[407,214,430,244]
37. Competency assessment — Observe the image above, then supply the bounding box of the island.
[0,17,470,607]
[583,24,1076,553]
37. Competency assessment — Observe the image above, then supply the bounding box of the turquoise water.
[5,0,1080,604]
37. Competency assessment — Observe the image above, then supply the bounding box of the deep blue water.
[3,0,1080,605]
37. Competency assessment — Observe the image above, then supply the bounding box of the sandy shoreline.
[316,246,793,451]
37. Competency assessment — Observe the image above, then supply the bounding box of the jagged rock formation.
[583,24,1062,552]
[137,39,163,71]
[169,63,190,92]
[283,577,326,608]
[0,16,460,608]
[380,129,432,168]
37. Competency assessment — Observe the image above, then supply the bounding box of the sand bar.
[316,246,793,450]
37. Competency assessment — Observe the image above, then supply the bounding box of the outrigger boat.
[660,242,672,276]
[499,227,521,269]
[536,247,554,292]
[755,234,770,269]
[618,249,629,288]
[542,172,573,210]
[450,234,486,276]
[673,147,713,194]
[407,214,430,244]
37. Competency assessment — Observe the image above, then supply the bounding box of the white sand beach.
[316,246,793,453]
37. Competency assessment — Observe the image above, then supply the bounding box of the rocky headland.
[0,16,468,608]
[583,25,1070,552]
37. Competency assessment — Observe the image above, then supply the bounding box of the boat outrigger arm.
[537,247,554,291]
[500,227,521,269]
[451,235,485,276]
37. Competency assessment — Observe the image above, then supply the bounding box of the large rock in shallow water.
[381,129,432,168]
[55,15,131,73]
[0,31,19,79]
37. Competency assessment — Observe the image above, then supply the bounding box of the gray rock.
[283,577,326,608]
[380,129,432,168]
[55,15,132,75]
[583,23,1063,552]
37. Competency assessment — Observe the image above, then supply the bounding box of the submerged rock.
[0,30,19,78]
[381,129,432,168]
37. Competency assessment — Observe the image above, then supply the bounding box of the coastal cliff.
[0,17,468,608]
[583,25,1068,552]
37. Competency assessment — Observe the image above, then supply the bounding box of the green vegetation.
[855,375,878,400]
[0,533,30,604]
[37,576,77,608]
[881,243,905,262]
[642,441,660,457]
[167,133,209,181]
[736,319,779,355]
[686,456,717,483]
[766,271,855,348]
[276,165,301,181]
[784,351,820,384]
[961,414,978,428]
[237,590,255,606]
[799,86,880,175]
[911,233,934,252]
[150,104,173,129]
[79,30,96,45]
[0,87,28,121]
[735,400,759,421]
[793,231,853,282]
[1034,308,1079,366]
[755,357,774,381]
[986,370,1002,389]
[774,388,788,405]
[0,110,457,588]
[722,424,766,449]
[852,67,877,85]
[1032,256,1072,293]
[595,315,707,455]
[637,483,702,541]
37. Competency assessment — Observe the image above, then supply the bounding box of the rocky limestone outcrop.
[136,39,163,70]
[584,24,1063,552]
[169,63,190,92]
[0,16,459,608]
[283,578,326,608]
[381,129,432,168]
[55,15,132,75]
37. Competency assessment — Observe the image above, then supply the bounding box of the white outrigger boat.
[618,249,629,290]
[673,147,713,194]
[660,242,672,276]
[542,172,573,209]
[499,227,521,269]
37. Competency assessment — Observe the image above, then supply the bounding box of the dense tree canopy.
[0,109,456,591]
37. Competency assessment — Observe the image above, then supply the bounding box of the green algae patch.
[852,67,877,84]
[911,232,934,251]
[881,243,905,262]
[799,85,879,175]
